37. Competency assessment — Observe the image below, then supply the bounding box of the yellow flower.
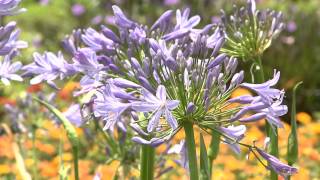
[296,112,312,124]
[0,164,11,175]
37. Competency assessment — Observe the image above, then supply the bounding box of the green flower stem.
[208,130,220,177]
[183,121,199,180]
[140,144,155,180]
[256,57,278,180]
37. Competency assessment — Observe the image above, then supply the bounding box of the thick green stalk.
[255,57,278,180]
[183,121,199,180]
[140,145,155,180]
[208,130,220,178]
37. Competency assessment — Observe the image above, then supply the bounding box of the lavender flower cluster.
[0,0,27,86]
[20,0,297,178]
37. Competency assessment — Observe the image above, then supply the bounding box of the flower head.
[221,0,284,60]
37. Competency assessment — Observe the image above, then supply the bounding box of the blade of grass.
[33,97,79,180]
[287,81,302,180]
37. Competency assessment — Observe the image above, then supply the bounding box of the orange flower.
[58,82,80,100]
[27,84,43,93]
[0,164,12,175]
[296,112,312,124]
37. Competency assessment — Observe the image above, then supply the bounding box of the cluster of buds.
[23,3,297,178]
[221,0,284,60]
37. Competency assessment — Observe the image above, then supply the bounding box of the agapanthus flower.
[0,52,23,85]
[0,0,26,16]
[230,70,287,129]
[63,104,84,127]
[0,24,27,55]
[220,0,284,60]
[256,148,298,178]
[22,52,75,88]
[132,85,179,132]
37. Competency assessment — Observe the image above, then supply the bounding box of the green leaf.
[287,81,303,165]
[208,130,220,163]
[200,133,210,180]
[33,97,80,180]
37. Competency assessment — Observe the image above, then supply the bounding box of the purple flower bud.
[109,64,122,74]
[207,53,227,69]
[229,70,244,88]
[113,78,140,88]
[112,5,135,28]
[113,91,137,100]
[138,76,155,93]
[186,102,196,114]
[101,25,120,43]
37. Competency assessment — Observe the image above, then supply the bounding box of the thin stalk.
[140,145,155,180]
[208,130,220,178]
[31,125,38,180]
[255,56,278,180]
[72,145,79,180]
[183,121,199,180]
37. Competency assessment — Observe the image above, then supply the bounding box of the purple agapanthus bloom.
[131,85,180,132]
[0,0,26,16]
[22,52,75,88]
[220,125,246,154]
[0,28,27,55]
[241,70,284,106]
[0,53,22,85]
[63,104,84,127]
[93,84,130,131]
[256,148,298,178]
[82,28,116,53]
[168,140,188,169]
[162,8,200,41]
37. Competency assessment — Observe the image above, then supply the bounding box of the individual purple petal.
[167,100,180,110]
[228,95,254,104]
[147,110,163,132]
[156,85,167,101]
[165,109,178,129]
[151,10,173,31]
[162,28,189,41]
[239,112,267,122]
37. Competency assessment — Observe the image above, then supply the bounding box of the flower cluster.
[0,0,27,86]
[22,3,297,178]
[220,0,284,60]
